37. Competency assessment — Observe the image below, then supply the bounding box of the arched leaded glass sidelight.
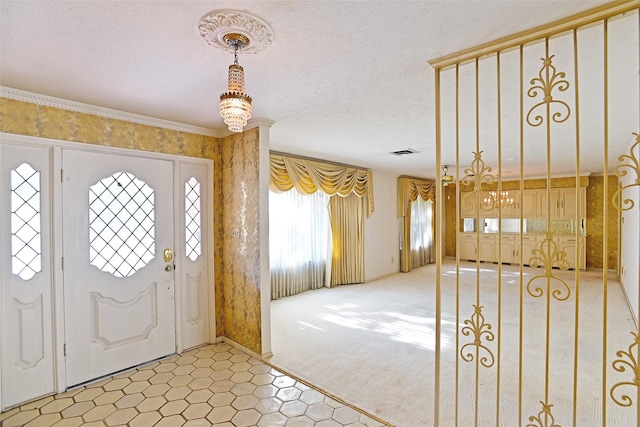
[185,177,202,261]
[88,171,155,278]
[11,163,42,280]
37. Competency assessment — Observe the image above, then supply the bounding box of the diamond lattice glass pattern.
[10,163,42,280]
[89,172,155,278]
[185,177,201,261]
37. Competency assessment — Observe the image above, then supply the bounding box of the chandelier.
[441,165,454,186]
[483,190,515,209]
[219,33,252,133]
[198,10,274,133]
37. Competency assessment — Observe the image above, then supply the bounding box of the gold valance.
[270,153,375,217]
[397,177,436,218]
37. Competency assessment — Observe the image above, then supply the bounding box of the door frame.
[0,132,215,399]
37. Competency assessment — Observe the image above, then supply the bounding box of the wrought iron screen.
[431,3,640,426]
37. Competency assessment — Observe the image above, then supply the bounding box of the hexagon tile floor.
[0,343,390,427]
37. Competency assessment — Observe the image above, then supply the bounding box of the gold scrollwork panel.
[526,232,571,301]
[610,133,640,408]
[460,304,495,368]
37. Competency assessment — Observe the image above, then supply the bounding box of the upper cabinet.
[537,187,586,219]
[460,192,479,217]
[521,190,537,217]
[460,187,587,219]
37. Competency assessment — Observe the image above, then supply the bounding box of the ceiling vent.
[391,148,419,156]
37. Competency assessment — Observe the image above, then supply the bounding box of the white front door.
[62,149,176,387]
[0,143,55,408]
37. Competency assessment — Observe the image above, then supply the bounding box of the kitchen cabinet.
[456,233,585,270]
[460,233,477,260]
[536,188,586,219]
[499,235,519,264]
[537,189,560,218]
[478,234,496,262]
[479,190,519,218]
[460,192,479,218]
[521,190,537,218]
[556,236,586,270]
[521,235,539,266]
[558,188,586,219]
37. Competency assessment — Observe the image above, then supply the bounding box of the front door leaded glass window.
[185,177,201,261]
[88,171,155,278]
[10,163,42,280]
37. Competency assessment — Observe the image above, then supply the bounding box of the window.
[269,190,330,299]
[185,177,202,261]
[88,172,155,278]
[410,197,433,268]
[11,163,42,280]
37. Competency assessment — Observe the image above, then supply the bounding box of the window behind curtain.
[410,197,433,268]
[269,189,330,300]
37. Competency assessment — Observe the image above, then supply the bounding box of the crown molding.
[215,118,276,138]
[0,86,223,138]
[248,118,276,129]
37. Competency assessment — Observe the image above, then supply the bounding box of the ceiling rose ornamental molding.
[198,10,274,54]
[0,86,222,138]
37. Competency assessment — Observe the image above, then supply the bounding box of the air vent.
[391,148,419,156]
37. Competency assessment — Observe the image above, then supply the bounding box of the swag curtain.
[397,177,436,272]
[270,154,374,217]
[270,153,373,290]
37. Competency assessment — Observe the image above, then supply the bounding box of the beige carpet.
[268,260,637,427]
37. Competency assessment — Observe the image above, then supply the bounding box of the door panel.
[62,150,175,387]
[0,144,55,409]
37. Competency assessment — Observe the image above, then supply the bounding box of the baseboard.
[365,271,400,282]
[618,278,639,329]
[216,336,272,360]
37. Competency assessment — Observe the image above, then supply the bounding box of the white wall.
[619,137,640,322]
[364,171,401,281]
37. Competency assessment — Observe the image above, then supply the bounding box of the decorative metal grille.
[185,177,202,261]
[431,6,639,425]
[10,163,42,280]
[89,172,155,278]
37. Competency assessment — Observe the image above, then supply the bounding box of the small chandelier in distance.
[483,190,515,209]
[219,33,252,133]
[441,165,454,186]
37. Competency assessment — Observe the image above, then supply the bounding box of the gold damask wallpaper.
[444,185,457,257]
[586,175,619,270]
[0,97,264,354]
[214,128,262,353]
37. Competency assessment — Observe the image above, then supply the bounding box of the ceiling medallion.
[198,9,274,54]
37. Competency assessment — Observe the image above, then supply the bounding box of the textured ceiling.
[1,1,637,179]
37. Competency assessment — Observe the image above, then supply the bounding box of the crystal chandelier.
[219,33,252,133]
[483,190,515,209]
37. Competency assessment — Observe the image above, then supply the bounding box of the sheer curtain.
[269,189,330,300]
[409,197,434,269]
